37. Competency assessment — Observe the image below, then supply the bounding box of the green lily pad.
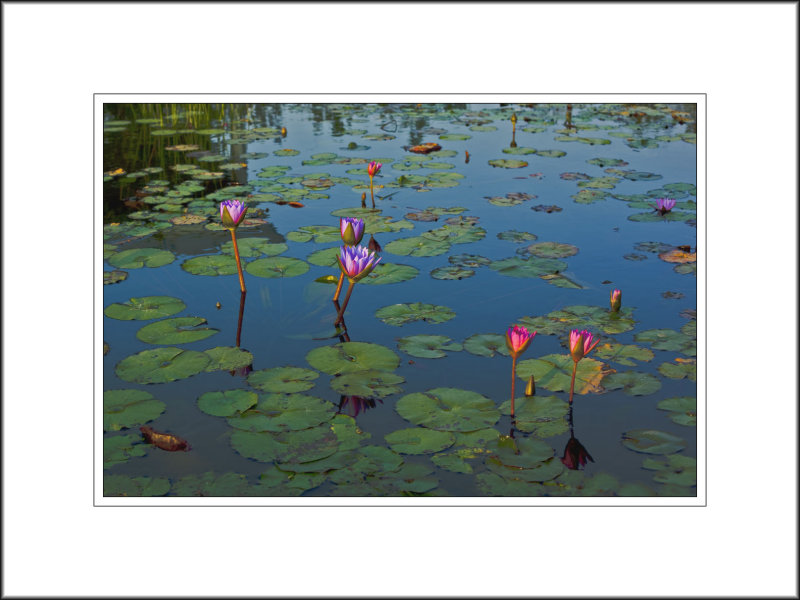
[103,389,166,432]
[539,272,585,289]
[554,135,610,146]
[516,354,610,395]
[104,296,186,321]
[246,257,309,278]
[384,235,451,257]
[172,472,254,497]
[587,157,628,167]
[497,230,538,243]
[306,247,340,267]
[103,474,170,497]
[486,456,565,484]
[462,333,511,357]
[449,254,492,268]
[422,223,486,245]
[524,241,578,259]
[181,255,239,276]
[431,452,474,474]
[306,341,400,374]
[642,455,696,487]
[498,396,569,437]
[135,317,219,345]
[359,263,419,285]
[634,328,696,356]
[231,425,340,464]
[501,146,536,155]
[430,266,475,280]
[375,302,456,326]
[519,305,637,336]
[221,238,288,258]
[489,159,528,169]
[227,394,336,433]
[488,256,567,278]
[657,397,697,427]
[247,366,319,393]
[592,342,654,366]
[329,370,405,398]
[658,360,697,381]
[486,435,555,469]
[285,225,341,243]
[115,347,211,384]
[384,427,455,455]
[534,149,566,158]
[603,371,662,396]
[203,346,253,372]
[103,270,128,285]
[104,433,147,468]
[107,248,175,269]
[621,429,687,455]
[577,176,620,189]
[396,388,500,432]
[197,389,258,417]
[274,148,300,156]
[628,211,695,223]
[572,189,608,204]
[439,133,471,141]
[674,263,697,275]
[397,335,462,359]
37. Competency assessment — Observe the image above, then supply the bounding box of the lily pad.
[103,389,166,432]
[534,149,566,158]
[572,189,608,204]
[305,342,400,374]
[634,328,696,356]
[462,333,511,358]
[621,429,687,455]
[103,270,128,285]
[384,235,451,257]
[384,427,455,455]
[136,317,219,345]
[488,256,567,278]
[396,388,500,432]
[524,241,578,259]
[485,436,555,469]
[497,230,538,243]
[115,347,211,384]
[657,397,697,427]
[397,335,462,359]
[247,366,319,393]
[628,211,695,223]
[359,263,419,285]
[489,159,528,169]
[603,371,662,396]
[658,359,697,381]
[422,223,486,245]
[515,354,610,395]
[104,433,148,468]
[285,225,341,243]
[181,255,239,276]
[501,147,536,155]
[498,396,569,437]
[221,238,288,258]
[306,247,340,267]
[197,389,258,417]
[539,272,584,289]
[227,394,336,433]
[374,303,456,326]
[231,425,340,464]
[642,455,696,487]
[104,296,186,321]
[329,370,405,398]
[246,257,309,278]
[430,266,475,280]
[519,305,637,336]
[103,475,170,497]
[107,248,175,269]
[588,157,628,167]
[449,254,491,268]
[203,346,254,372]
[172,472,253,497]
[593,342,654,366]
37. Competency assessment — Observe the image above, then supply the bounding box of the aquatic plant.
[568,329,600,403]
[334,218,366,301]
[334,245,381,326]
[367,161,382,208]
[610,288,622,312]
[654,197,676,214]
[220,199,249,293]
[506,325,535,418]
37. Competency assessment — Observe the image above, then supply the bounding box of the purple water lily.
[338,245,381,282]
[655,197,676,214]
[340,217,365,246]
[220,199,248,229]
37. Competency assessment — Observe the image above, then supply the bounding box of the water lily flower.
[610,288,622,312]
[220,199,248,229]
[337,244,381,283]
[655,197,676,214]
[340,217,365,246]
[569,329,600,363]
[561,436,594,470]
[505,325,535,359]
[367,161,382,178]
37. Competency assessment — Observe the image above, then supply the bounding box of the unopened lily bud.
[361,192,367,208]
[525,375,535,397]
[610,288,621,312]
[281,127,287,137]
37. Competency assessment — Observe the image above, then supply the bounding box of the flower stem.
[369,176,375,209]
[230,229,246,294]
[235,290,246,347]
[333,272,345,302]
[510,355,518,418]
[569,360,578,404]
[334,281,355,326]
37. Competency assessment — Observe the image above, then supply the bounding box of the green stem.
[369,176,375,209]
[334,281,355,326]
[230,229,246,294]
[569,360,578,404]
[510,355,518,418]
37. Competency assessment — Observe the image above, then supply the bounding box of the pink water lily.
[340,217,365,246]
[367,161,382,177]
[220,199,248,229]
[506,325,535,358]
[655,197,676,214]
[338,244,381,283]
[561,436,594,470]
[569,329,600,363]
[610,288,622,312]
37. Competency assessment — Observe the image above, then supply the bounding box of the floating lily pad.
[578,176,620,189]
[306,341,400,374]
[642,455,696,487]
[285,225,341,243]
[107,248,175,269]
[396,388,500,432]
[246,257,309,278]
[501,147,536,155]
[181,255,239,276]
[603,371,661,396]
[572,189,608,204]
[359,263,419,285]
[203,346,253,372]
[628,211,694,223]
[498,396,569,437]
[197,389,258,417]
[488,256,567,278]
[221,238,288,258]
[231,425,340,464]
[539,272,584,289]
[674,263,697,275]
[592,342,654,366]
[423,223,486,245]
[497,230,538,243]
[462,333,511,357]
[170,214,207,225]
[634,328,696,355]
[588,157,628,167]
[104,433,147,468]
[439,133,471,141]
[103,270,128,285]
[430,266,475,280]
[375,302,456,326]
[524,241,578,259]
[622,171,663,181]
[449,254,491,268]
[104,296,186,321]
[306,247,340,267]
[485,436,555,469]
[658,359,697,381]
[115,347,211,384]
[657,397,697,427]
[659,249,696,264]
[247,366,319,393]
[103,389,166,432]
[488,159,528,169]
[519,305,636,336]
[135,317,219,345]
[397,335,462,359]
[103,474,170,497]
[554,136,610,146]
[384,427,455,455]
[274,148,300,156]
[516,354,610,395]
[486,193,535,207]
[329,370,405,398]
[384,235,451,257]
[431,452,474,474]
[534,149,566,158]
[227,394,336,433]
[621,429,686,455]
[172,472,254,497]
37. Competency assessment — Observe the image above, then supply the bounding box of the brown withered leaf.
[288,201,304,208]
[407,142,442,154]
[658,249,697,264]
[140,426,190,452]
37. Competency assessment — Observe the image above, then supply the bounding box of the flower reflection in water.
[337,395,383,418]
[560,402,594,470]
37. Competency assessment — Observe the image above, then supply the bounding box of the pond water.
[101,102,698,499]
